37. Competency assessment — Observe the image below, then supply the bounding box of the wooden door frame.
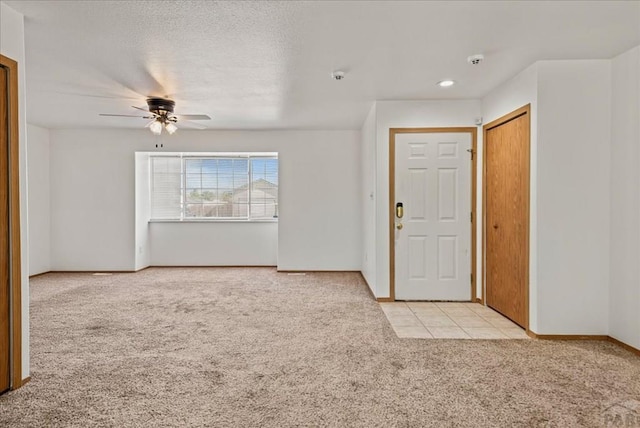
[482,104,530,330]
[388,127,478,301]
[0,54,23,390]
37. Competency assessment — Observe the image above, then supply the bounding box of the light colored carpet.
[1,268,639,427]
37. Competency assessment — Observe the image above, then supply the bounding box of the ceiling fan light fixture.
[150,120,163,135]
[165,122,178,135]
[100,97,209,134]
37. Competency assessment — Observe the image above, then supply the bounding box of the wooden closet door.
[485,109,530,328]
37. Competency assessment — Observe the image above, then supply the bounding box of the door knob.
[396,223,403,230]
[493,224,499,229]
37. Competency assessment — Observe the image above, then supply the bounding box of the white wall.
[610,45,640,349]
[134,152,150,270]
[49,129,361,272]
[482,63,539,331]
[27,124,50,275]
[150,222,278,266]
[50,131,137,270]
[373,100,482,298]
[361,103,377,293]
[276,131,361,270]
[1,0,29,380]
[536,60,611,335]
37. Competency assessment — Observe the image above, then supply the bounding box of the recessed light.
[437,80,456,88]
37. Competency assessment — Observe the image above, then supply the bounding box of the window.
[151,153,278,221]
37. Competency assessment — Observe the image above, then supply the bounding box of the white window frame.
[150,152,278,222]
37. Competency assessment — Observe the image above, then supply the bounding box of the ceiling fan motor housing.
[147,97,175,115]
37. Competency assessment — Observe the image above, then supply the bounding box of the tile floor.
[380,301,530,339]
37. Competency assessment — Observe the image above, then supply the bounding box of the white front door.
[394,132,472,300]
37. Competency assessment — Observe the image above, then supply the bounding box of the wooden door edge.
[481,104,531,329]
[389,127,477,303]
[388,129,396,301]
[1,54,23,391]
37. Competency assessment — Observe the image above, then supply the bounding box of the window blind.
[151,156,182,219]
[150,154,278,221]
[250,158,279,219]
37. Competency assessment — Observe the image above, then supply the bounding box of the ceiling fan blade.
[43,90,140,100]
[175,114,211,121]
[178,120,207,130]
[132,106,151,113]
[99,114,150,118]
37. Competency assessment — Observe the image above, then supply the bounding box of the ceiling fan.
[99,97,211,135]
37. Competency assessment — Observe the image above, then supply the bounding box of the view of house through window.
[151,153,278,220]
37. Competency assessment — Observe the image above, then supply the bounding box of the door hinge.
[470,212,473,222]
[470,273,473,284]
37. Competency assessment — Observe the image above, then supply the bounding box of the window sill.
[149,219,278,224]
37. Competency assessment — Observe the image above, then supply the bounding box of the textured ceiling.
[6,0,640,130]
